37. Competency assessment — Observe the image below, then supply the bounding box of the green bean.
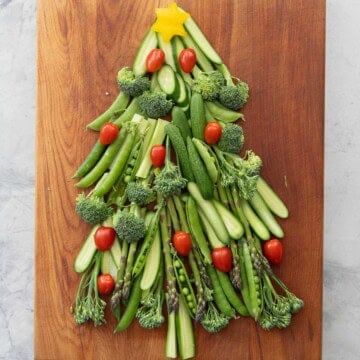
[93,133,135,196]
[186,196,212,264]
[206,265,235,317]
[112,97,143,127]
[76,129,127,188]
[87,92,130,131]
[216,270,249,316]
[73,140,106,178]
[241,239,261,320]
[114,274,142,332]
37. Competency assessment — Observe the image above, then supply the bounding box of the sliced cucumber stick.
[110,236,122,268]
[241,199,270,240]
[101,251,118,280]
[157,33,176,70]
[133,30,158,76]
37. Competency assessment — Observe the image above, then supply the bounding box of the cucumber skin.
[172,106,192,141]
[133,30,158,76]
[190,93,206,141]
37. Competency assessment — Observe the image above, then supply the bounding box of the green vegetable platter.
[71,3,304,359]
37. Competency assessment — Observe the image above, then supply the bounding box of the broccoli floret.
[114,205,146,243]
[75,193,113,225]
[138,90,173,118]
[117,67,151,97]
[217,123,244,154]
[218,80,249,110]
[191,71,225,101]
[125,177,155,206]
[201,302,230,333]
[153,137,187,197]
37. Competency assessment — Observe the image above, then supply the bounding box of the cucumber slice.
[172,36,193,85]
[101,251,118,280]
[110,236,122,268]
[191,64,202,79]
[176,296,195,360]
[175,73,187,105]
[212,199,244,239]
[74,225,99,273]
[256,177,289,218]
[180,8,223,64]
[241,199,270,240]
[133,30,158,76]
[140,226,161,290]
[198,209,225,248]
[157,64,179,98]
[157,33,176,70]
[181,35,214,72]
[205,101,244,123]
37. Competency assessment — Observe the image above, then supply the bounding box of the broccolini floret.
[75,193,113,225]
[218,80,249,110]
[191,71,225,101]
[200,301,230,333]
[125,174,155,206]
[114,205,146,243]
[138,90,173,118]
[117,67,151,97]
[217,123,244,154]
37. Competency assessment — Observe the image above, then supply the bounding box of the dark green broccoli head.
[75,193,113,225]
[114,211,146,243]
[125,182,154,206]
[138,90,173,118]
[191,71,225,101]
[153,163,187,197]
[218,82,249,110]
[217,123,244,154]
[117,67,151,97]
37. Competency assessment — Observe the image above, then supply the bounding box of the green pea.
[124,175,131,183]
[254,276,260,284]
[186,295,192,302]
[188,301,194,309]
[179,268,185,275]
[174,260,181,268]
[179,275,185,282]
[182,287,189,295]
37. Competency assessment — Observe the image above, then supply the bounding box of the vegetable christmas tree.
[72,3,303,358]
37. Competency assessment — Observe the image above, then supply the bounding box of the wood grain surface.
[35,0,325,359]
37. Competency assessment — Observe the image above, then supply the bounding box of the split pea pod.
[76,129,127,188]
[173,255,197,318]
[112,97,143,127]
[216,270,249,316]
[206,265,235,318]
[92,133,136,196]
[114,274,142,332]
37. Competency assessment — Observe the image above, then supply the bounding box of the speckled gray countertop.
[0,1,359,359]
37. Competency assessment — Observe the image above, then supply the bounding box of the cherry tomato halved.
[150,145,166,167]
[204,122,222,145]
[173,231,192,256]
[99,122,119,145]
[179,48,197,73]
[262,238,283,265]
[211,247,232,272]
[94,226,116,251]
[97,274,115,295]
[146,49,165,73]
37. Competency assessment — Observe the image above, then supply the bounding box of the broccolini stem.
[122,241,138,302]
[160,208,179,313]
[172,195,189,232]
[167,197,181,232]
[217,184,230,209]
[165,135,172,169]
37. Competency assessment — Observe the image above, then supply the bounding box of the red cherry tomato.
[173,231,192,256]
[204,122,222,144]
[97,274,115,295]
[179,48,197,73]
[263,238,283,265]
[94,226,116,251]
[146,49,165,73]
[99,122,119,145]
[211,247,232,272]
[150,145,166,167]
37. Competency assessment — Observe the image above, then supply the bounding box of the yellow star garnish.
[151,3,190,42]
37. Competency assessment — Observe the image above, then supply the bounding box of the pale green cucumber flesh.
[133,30,158,76]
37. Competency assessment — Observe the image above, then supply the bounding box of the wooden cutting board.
[35,0,325,359]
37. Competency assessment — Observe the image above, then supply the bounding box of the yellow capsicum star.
[151,2,190,42]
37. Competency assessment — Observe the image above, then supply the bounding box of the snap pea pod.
[132,208,162,277]
[205,101,244,123]
[73,140,106,178]
[76,129,127,188]
[93,133,136,196]
[87,92,130,131]
[186,196,212,264]
[172,194,189,232]
[112,97,143,127]
[173,255,197,318]
[114,274,142,333]
[237,239,251,314]
[206,265,235,318]
[192,138,218,183]
[216,270,249,316]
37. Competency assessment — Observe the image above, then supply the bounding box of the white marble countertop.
[0,0,359,359]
